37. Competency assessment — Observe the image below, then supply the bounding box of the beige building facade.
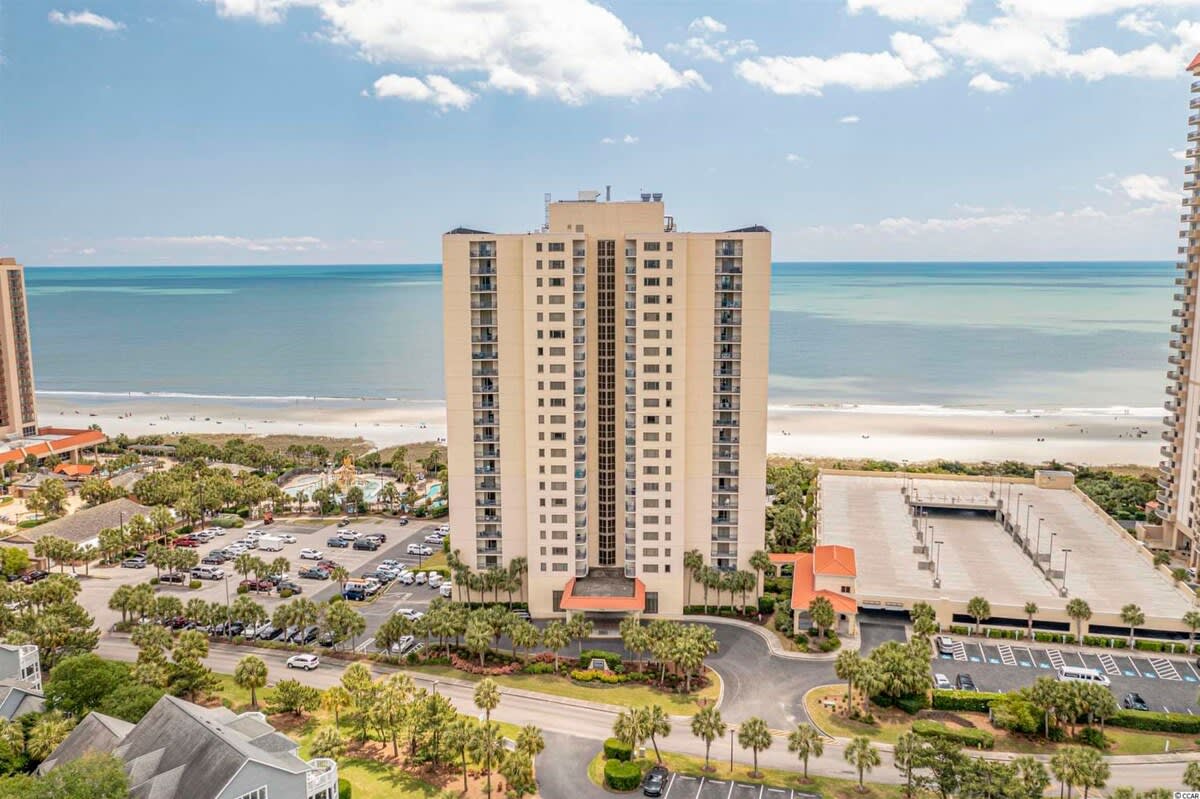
[0,259,37,440]
[442,193,769,617]
[1149,55,1200,566]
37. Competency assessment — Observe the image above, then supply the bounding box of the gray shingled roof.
[14,497,151,544]
[37,712,132,774]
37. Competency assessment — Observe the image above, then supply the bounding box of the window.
[235,789,268,799]
[550,277,565,287]
[841,585,852,593]
[644,259,660,269]
[552,563,569,572]
[643,242,661,251]
[548,242,565,252]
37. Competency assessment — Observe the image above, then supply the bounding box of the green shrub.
[896,694,929,715]
[188,580,202,590]
[338,777,352,799]
[522,662,555,675]
[948,625,970,635]
[818,632,841,652]
[603,737,633,762]
[1134,640,1163,652]
[758,595,776,613]
[149,577,159,586]
[990,694,1040,734]
[792,633,809,648]
[236,585,248,595]
[279,588,295,599]
[604,759,642,791]
[176,525,193,536]
[579,649,622,670]
[1109,709,1200,734]
[931,689,1002,713]
[912,719,994,749]
[1076,727,1107,749]
[774,612,793,636]
[763,576,791,595]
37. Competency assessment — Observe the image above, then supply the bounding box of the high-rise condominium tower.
[443,193,769,617]
[1154,54,1200,567]
[0,259,36,439]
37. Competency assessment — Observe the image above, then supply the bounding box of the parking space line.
[951,641,968,662]
[1117,655,1138,677]
[968,642,983,663]
[726,781,734,799]
[1046,649,1065,671]
[1014,646,1034,667]
[663,774,676,799]
[998,643,1016,666]
[1097,653,1120,676]
[1072,651,1087,667]
[1149,657,1182,681]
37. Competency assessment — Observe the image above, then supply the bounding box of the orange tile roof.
[1190,52,1200,72]
[789,553,858,614]
[768,552,802,564]
[813,544,857,577]
[53,463,95,476]
[0,428,107,467]
[558,577,646,612]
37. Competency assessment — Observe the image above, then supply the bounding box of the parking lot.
[663,774,819,799]
[932,638,1200,713]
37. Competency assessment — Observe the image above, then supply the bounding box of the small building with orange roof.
[773,545,859,636]
[52,463,94,478]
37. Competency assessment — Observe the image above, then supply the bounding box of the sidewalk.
[681,614,861,661]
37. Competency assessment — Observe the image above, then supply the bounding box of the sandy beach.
[37,392,1161,467]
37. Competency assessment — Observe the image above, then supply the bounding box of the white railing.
[306,759,338,798]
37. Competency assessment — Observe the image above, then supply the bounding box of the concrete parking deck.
[819,473,1195,632]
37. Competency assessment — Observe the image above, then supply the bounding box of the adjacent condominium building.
[1152,54,1200,567]
[443,192,770,617]
[0,259,35,439]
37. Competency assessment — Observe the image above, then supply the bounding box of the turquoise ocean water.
[22,262,1175,411]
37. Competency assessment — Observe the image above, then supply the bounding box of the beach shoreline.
[37,392,1161,467]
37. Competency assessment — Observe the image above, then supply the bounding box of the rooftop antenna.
[543,192,551,231]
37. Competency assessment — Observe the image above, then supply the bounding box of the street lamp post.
[1062,549,1072,591]
[934,539,945,586]
[730,727,734,771]
[223,573,231,637]
[928,525,934,553]
[1024,505,1032,539]
[1035,517,1044,550]
[1048,533,1057,569]
[1016,493,1023,531]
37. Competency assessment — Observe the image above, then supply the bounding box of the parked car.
[424,534,443,544]
[934,673,952,690]
[21,570,49,584]
[428,573,444,589]
[257,625,283,641]
[291,625,320,644]
[191,565,224,580]
[936,635,955,655]
[159,572,186,584]
[397,608,424,622]
[242,622,269,639]
[337,518,350,527]
[122,557,147,569]
[511,608,532,622]
[439,582,453,598]
[1122,692,1149,711]
[364,533,386,544]
[172,537,199,548]
[239,578,273,592]
[352,539,379,552]
[276,580,302,595]
[362,571,392,583]
[436,524,450,534]
[201,553,228,565]
[326,537,349,548]
[318,631,338,647]
[337,530,361,541]
[397,572,415,585]
[382,635,417,655]
[299,567,329,580]
[317,560,340,572]
[277,534,297,544]
[225,544,248,556]
[380,559,402,569]
[955,673,976,691]
[642,766,669,797]
[299,548,324,560]
[286,653,320,670]
[407,544,433,556]
[414,571,428,585]
[397,517,409,526]
[192,530,215,542]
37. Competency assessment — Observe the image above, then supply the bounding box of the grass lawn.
[805,685,1200,756]
[407,663,720,715]
[586,750,904,799]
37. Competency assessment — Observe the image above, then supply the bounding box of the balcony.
[714,399,740,411]
[716,243,744,257]
[713,496,739,509]
[716,260,742,274]
[717,299,742,309]
[470,280,496,293]
[472,399,498,410]
[574,350,586,361]
[711,545,738,559]
[473,415,497,426]
[473,431,498,442]
[471,333,497,343]
[475,478,499,491]
[1163,428,1178,442]
[574,300,586,310]
[470,299,497,310]
[716,279,742,292]
[470,262,496,276]
[575,418,586,429]
[474,464,499,475]
[1165,400,1179,412]
[573,264,586,275]
[477,529,503,539]
[714,365,742,377]
[471,244,496,257]
[307,759,339,798]
[713,418,740,428]
[472,367,497,378]
[713,431,740,444]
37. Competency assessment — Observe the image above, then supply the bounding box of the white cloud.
[371,74,475,110]
[997,1,1200,25]
[48,10,124,31]
[600,136,615,144]
[688,16,727,35]
[1118,11,1165,36]
[785,153,809,165]
[623,134,638,144]
[736,32,945,95]
[1172,148,1189,160]
[846,0,969,24]
[876,210,1031,234]
[210,0,706,104]
[840,115,861,123]
[77,248,97,256]
[968,73,1012,93]
[121,235,324,252]
[600,134,638,144]
[1116,173,1179,206]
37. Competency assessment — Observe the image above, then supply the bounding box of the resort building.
[1147,53,1200,567]
[39,695,339,799]
[770,546,860,636]
[0,259,36,440]
[443,192,770,617]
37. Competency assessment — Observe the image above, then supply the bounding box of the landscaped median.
[586,744,903,799]
[805,684,1200,757]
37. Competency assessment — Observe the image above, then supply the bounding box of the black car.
[352,539,379,551]
[299,567,329,580]
[955,673,976,691]
[201,554,227,566]
[1122,692,1149,711]
[326,537,349,548]
[642,766,669,797]
[282,625,300,642]
[20,570,49,584]
[257,624,283,641]
[292,625,320,644]
[397,517,409,525]
[276,580,302,595]
[159,572,186,584]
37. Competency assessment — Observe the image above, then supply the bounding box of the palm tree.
[749,549,773,603]
[234,553,257,581]
[684,549,704,608]
[1120,603,1145,647]
[470,722,505,799]
[508,556,528,603]
[27,711,73,761]
[444,718,475,794]
[321,685,352,727]
[690,706,725,772]
[612,708,645,752]
[515,724,544,759]
[1184,761,1200,791]
[640,705,671,763]
[510,620,541,658]
[474,677,500,723]
[1066,598,1092,641]
[542,621,570,672]
[0,718,24,763]
[1024,601,1039,640]
[787,723,823,781]
[234,655,268,709]
[966,595,991,636]
[808,596,835,637]
[834,650,863,710]
[1185,610,1200,653]
[109,584,134,624]
[844,736,881,792]
[268,556,290,580]
[329,565,350,591]
[737,717,773,778]
[893,731,921,797]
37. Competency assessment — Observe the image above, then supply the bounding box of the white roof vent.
[577,190,601,202]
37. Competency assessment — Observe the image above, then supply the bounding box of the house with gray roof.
[8,497,152,553]
[38,695,338,799]
[0,643,43,719]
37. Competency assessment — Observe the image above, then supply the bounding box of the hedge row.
[604,737,632,762]
[1108,709,1200,734]
[571,669,649,684]
[912,719,994,749]
[604,760,642,791]
[931,689,1003,713]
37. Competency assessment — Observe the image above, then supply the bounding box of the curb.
[681,615,861,661]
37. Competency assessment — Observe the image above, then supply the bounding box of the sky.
[4,0,1200,265]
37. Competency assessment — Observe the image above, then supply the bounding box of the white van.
[257,536,284,552]
[1055,666,1111,687]
[428,574,443,589]
[439,582,453,598]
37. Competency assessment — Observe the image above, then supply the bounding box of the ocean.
[23,262,1174,413]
